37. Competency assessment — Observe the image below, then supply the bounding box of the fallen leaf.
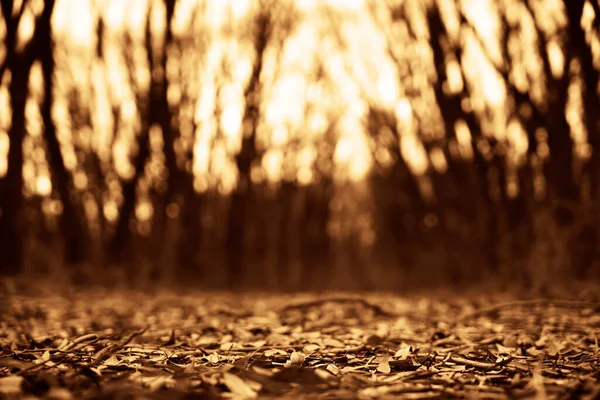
[525,367,546,400]
[104,355,120,366]
[547,340,564,356]
[326,364,340,376]
[220,342,234,351]
[208,353,220,364]
[314,368,333,381]
[0,357,31,371]
[264,349,288,357]
[394,346,412,360]
[323,338,345,348]
[47,387,73,400]
[0,376,23,395]
[289,351,305,366]
[222,372,258,398]
[377,358,391,374]
[303,344,321,353]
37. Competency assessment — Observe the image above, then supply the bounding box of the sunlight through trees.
[0,0,599,290]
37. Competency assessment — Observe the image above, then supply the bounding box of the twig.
[60,333,99,352]
[455,299,600,324]
[279,297,398,318]
[328,344,366,355]
[439,354,512,370]
[86,326,148,367]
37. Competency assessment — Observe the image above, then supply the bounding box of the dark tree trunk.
[427,5,491,281]
[0,70,28,275]
[226,12,271,288]
[145,0,195,281]
[563,0,600,278]
[227,189,248,287]
[0,1,24,275]
[276,182,293,287]
[367,106,427,278]
[109,12,157,267]
[175,184,203,282]
[39,5,89,266]
[528,3,576,224]
[109,130,150,266]
[300,179,332,288]
[0,0,56,275]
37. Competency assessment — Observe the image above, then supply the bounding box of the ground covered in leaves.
[1,283,599,399]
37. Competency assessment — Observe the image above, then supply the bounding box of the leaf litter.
[0,287,599,399]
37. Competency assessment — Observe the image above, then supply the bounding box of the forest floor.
[0,281,599,399]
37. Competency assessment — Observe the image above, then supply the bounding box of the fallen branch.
[455,299,600,325]
[86,327,148,367]
[279,297,399,318]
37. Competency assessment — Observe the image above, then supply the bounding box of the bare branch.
[18,0,55,69]
[15,0,28,24]
[591,1,600,37]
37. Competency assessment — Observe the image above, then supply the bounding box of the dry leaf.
[394,346,412,360]
[220,342,234,351]
[323,338,345,348]
[377,358,391,374]
[264,349,288,357]
[0,376,23,395]
[222,372,258,398]
[47,387,73,400]
[290,351,305,366]
[495,343,514,355]
[104,355,120,366]
[326,364,340,376]
[303,344,321,353]
[208,353,220,364]
[546,340,564,356]
[525,367,546,400]
[314,369,333,381]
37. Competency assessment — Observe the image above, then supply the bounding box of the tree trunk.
[226,12,271,288]
[300,179,332,288]
[109,11,156,268]
[563,0,600,278]
[0,70,28,275]
[0,0,56,275]
[39,8,90,266]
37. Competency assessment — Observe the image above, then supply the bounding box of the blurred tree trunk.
[145,0,200,282]
[300,179,332,288]
[0,0,55,275]
[0,1,25,275]
[109,119,150,266]
[227,12,271,288]
[563,0,600,278]
[300,119,337,288]
[427,5,493,281]
[276,183,291,287]
[174,184,203,282]
[151,0,206,285]
[0,70,28,275]
[276,181,299,289]
[109,13,156,269]
[367,107,426,277]
[528,3,575,225]
[39,2,90,267]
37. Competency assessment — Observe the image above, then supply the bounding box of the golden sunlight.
[44,0,483,190]
[0,130,8,177]
[0,0,579,210]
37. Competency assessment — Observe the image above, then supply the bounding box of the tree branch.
[17,0,55,70]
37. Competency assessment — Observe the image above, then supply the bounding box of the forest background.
[0,0,599,292]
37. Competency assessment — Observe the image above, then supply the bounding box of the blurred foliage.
[0,0,599,290]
